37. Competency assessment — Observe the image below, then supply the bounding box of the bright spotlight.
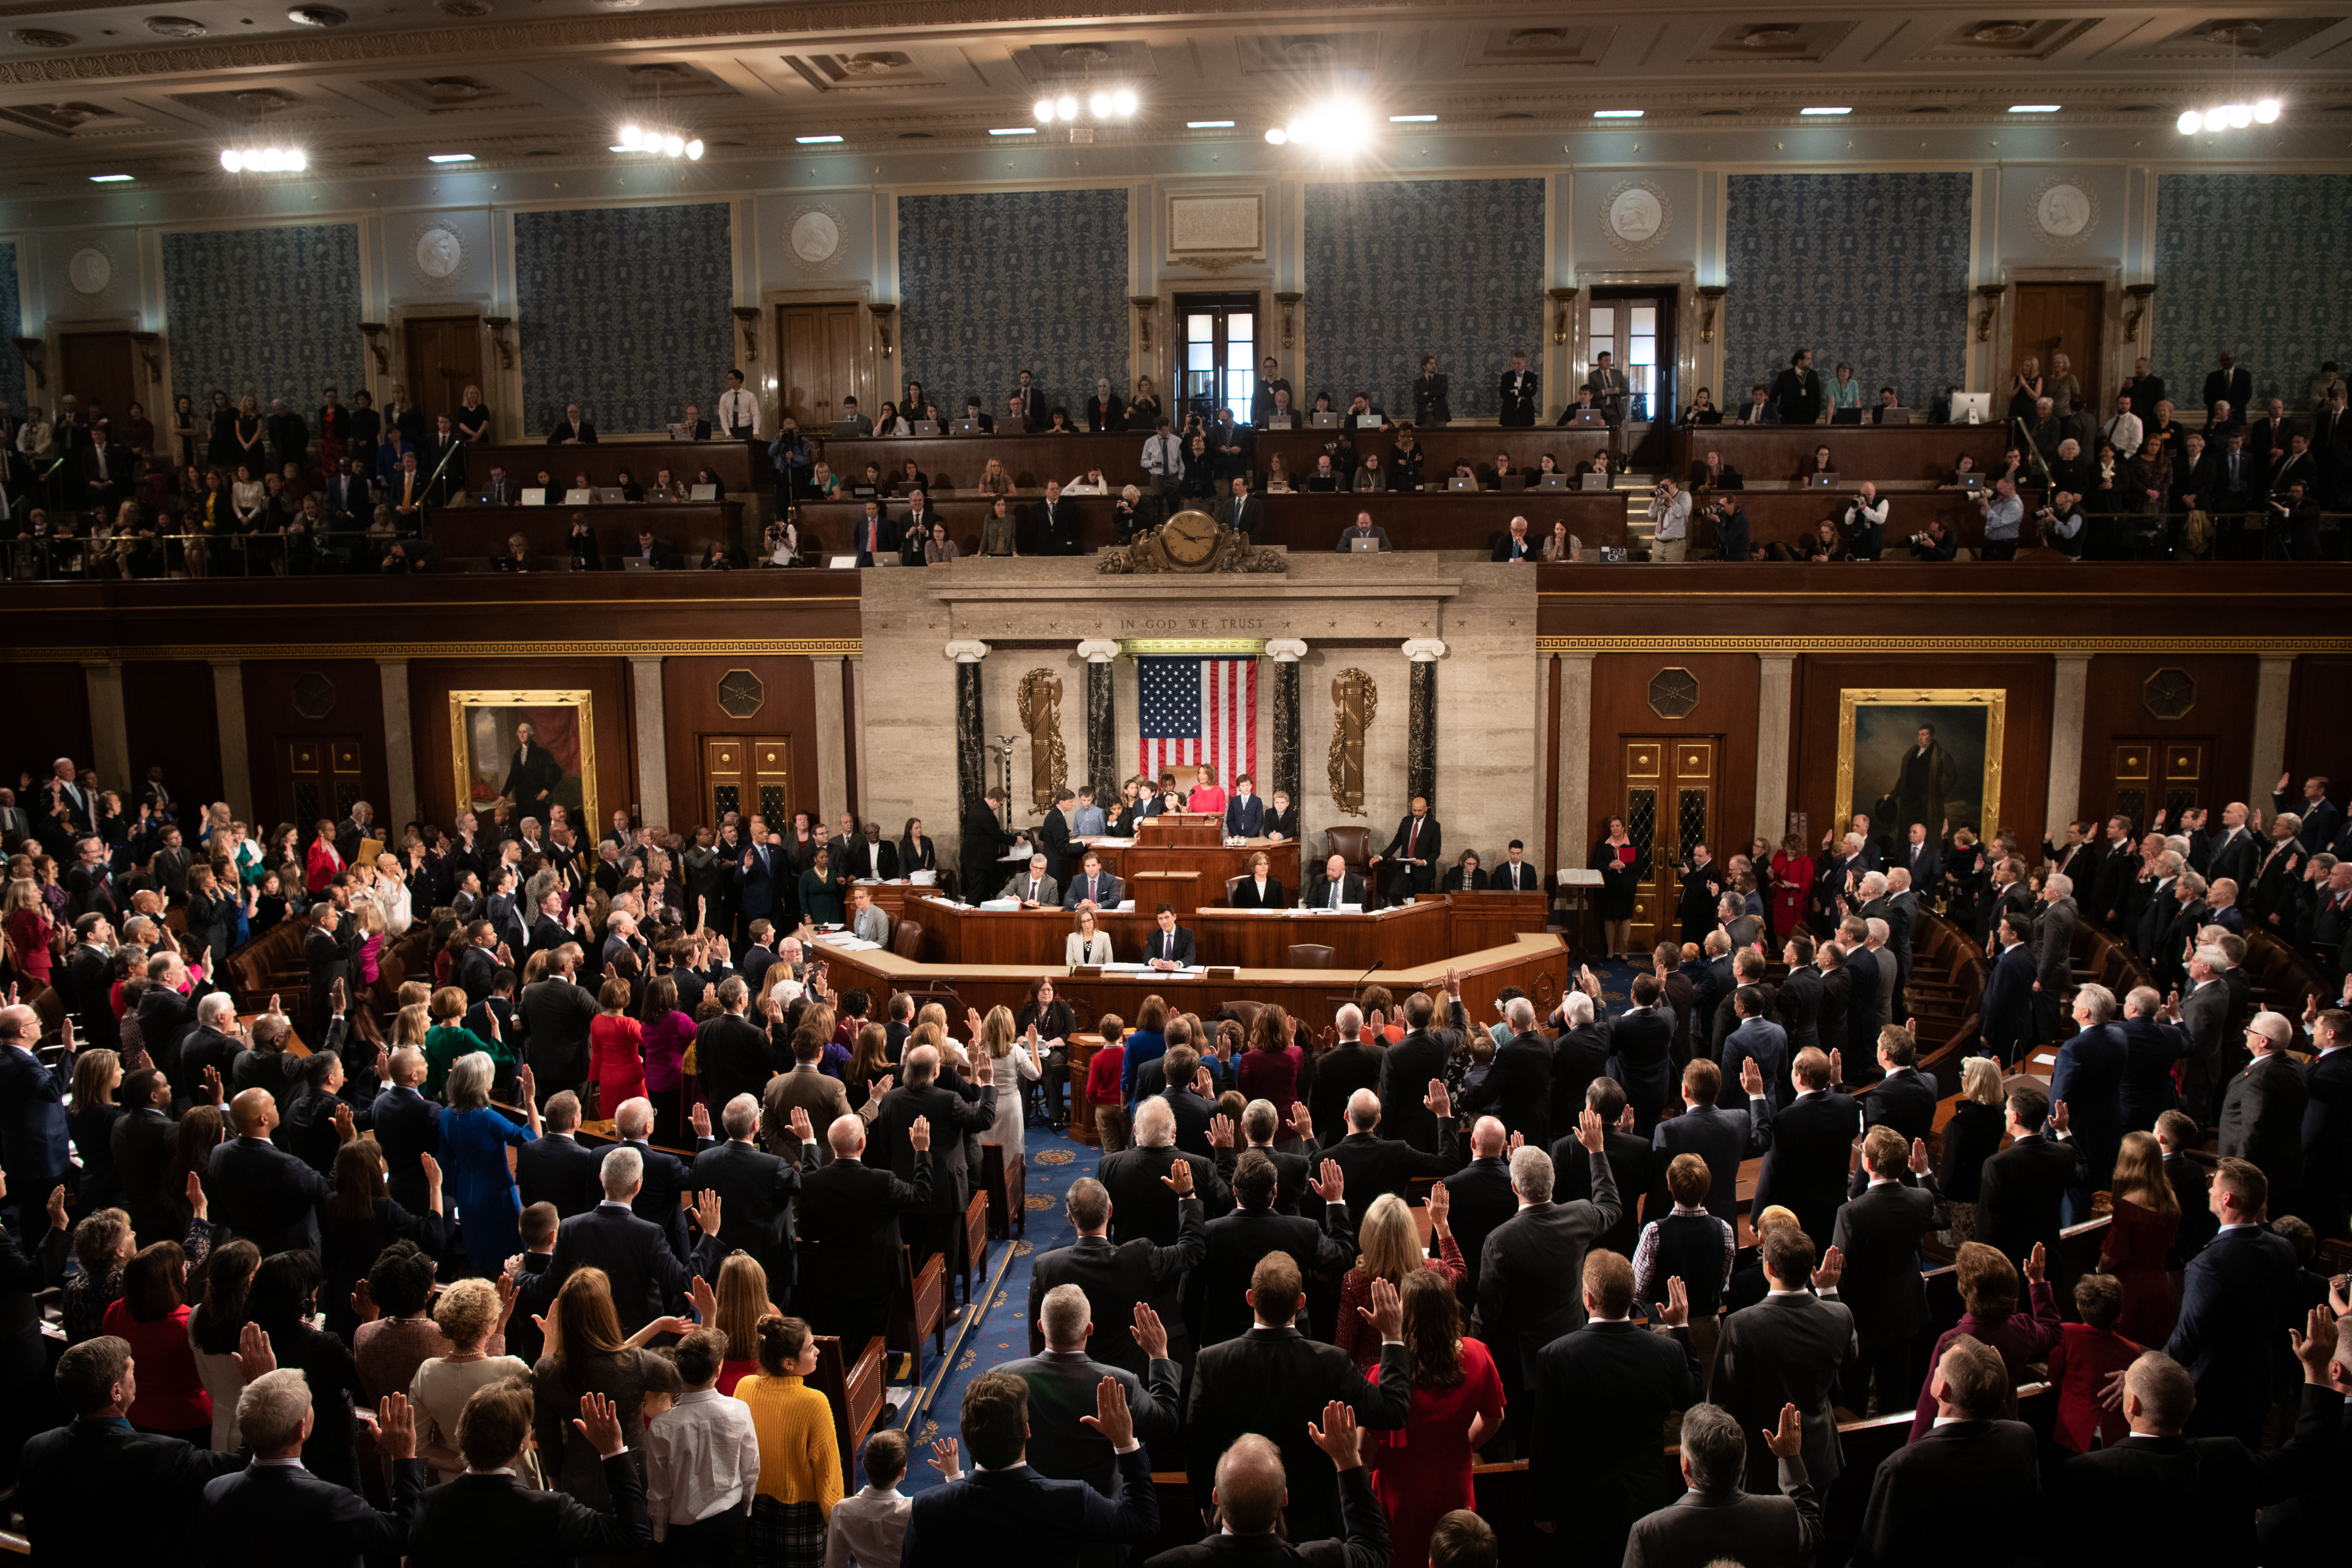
[1088,92,1112,118]
[620,125,642,149]
[287,149,307,172]
[1265,127,1287,144]
[662,134,683,156]
[221,150,242,172]
[2256,97,2281,122]
[1113,88,1136,116]
[2227,103,2253,127]
[1055,95,1078,120]
[1033,98,1054,122]
[2177,110,2202,134]
[685,139,704,159]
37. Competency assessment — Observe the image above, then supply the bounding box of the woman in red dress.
[588,976,647,1119]
[1336,1190,1466,1370]
[1769,834,1815,942]
[2098,1130,2181,1345]
[1366,1270,1505,1568]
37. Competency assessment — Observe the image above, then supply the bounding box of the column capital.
[1075,638,1120,664]
[944,639,991,664]
[1401,638,1447,664]
[1264,638,1309,664]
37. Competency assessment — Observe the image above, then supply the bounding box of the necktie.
[1408,820,1419,858]
[1330,878,1341,910]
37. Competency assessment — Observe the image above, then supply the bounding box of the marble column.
[2251,654,2295,803]
[946,641,991,809]
[845,656,866,818]
[1077,640,1120,804]
[81,660,130,791]
[375,658,418,831]
[1755,654,1795,844]
[1554,653,1595,872]
[1403,639,1446,806]
[211,661,253,819]
[812,655,847,817]
[627,657,670,829]
[1266,639,1307,806]
[2045,654,2090,836]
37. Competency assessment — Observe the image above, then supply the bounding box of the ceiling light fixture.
[1799,106,1852,116]
[2179,97,2282,134]
[1389,113,1437,122]
[1187,119,1234,128]
[795,134,842,144]
[2007,104,2061,113]
[989,127,1038,135]
[1266,97,1375,154]
[219,147,306,172]
[1593,109,1643,119]
[426,152,475,163]
[612,126,702,159]
[90,173,134,182]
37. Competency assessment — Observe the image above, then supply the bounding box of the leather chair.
[891,918,924,959]
[1322,826,1372,882]
[1218,998,1268,1037]
[1287,943,1336,970]
[1224,875,1247,904]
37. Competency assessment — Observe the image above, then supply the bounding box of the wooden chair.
[958,1189,989,1303]
[1287,943,1336,969]
[887,1245,948,1370]
[980,1142,1026,1240]
[808,1334,887,1493]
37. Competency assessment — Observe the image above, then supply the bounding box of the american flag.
[1138,656,1257,788]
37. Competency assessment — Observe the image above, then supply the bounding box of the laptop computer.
[1447,475,1478,493]
[1881,408,1915,425]
[593,486,627,505]
[912,420,941,437]
[564,487,594,504]
[830,419,865,438]
[1355,414,1383,429]
[1349,534,1383,552]
[1563,408,1605,427]
[520,488,548,506]
[1806,471,1839,489]
[827,554,860,569]
[1953,472,1985,491]
[951,418,983,436]
[1267,414,1294,430]
[1498,473,1529,493]
[623,559,656,572]
[689,483,718,501]
[666,424,696,443]
[1309,412,1339,429]
[1580,472,1613,490]
[1536,473,1572,490]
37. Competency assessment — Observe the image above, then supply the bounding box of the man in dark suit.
[1648,1058,1764,1227]
[2034,877,2081,1043]
[1461,995,1554,1154]
[1720,987,1790,1117]
[1379,984,1469,1154]
[1833,1126,1949,1416]
[1184,1251,1411,1543]
[905,1370,1159,1568]
[1436,1116,1517,1313]
[1771,348,1824,426]
[1849,1337,2040,1568]
[691,1092,811,1311]
[515,1090,602,1219]
[1368,796,1440,906]
[1002,1283,1184,1534]
[547,1144,723,1334]
[1307,852,1366,911]
[1709,1224,1854,1491]
[0,1001,74,1235]
[691,978,783,1118]
[1323,1080,1461,1230]
[1621,1401,1820,1568]
[1497,352,1539,427]
[1861,1030,1938,1146]
[2046,988,2130,1218]
[1060,850,1123,912]
[1033,479,1081,556]
[1554,1077,1652,1260]
[197,1366,425,1564]
[1136,903,1194,970]
[1099,1094,1232,1246]
[2301,1007,2352,1236]
[546,402,597,444]
[872,1043,999,1269]
[1526,1250,1700,1566]
[405,1377,649,1567]
[1979,910,2039,1063]
[208,1087,341,1255]
[1030,1163,1207,1380]
[2201,352,2253,423]
[1152,1413,1386,1568]
[1216,475,1267,543]
[2177,950,2235,1124]
[795,1111,933,1354]
[2166,1158,2304,1444]
[1842,919,1884,1062]
[612,1098,712,1261]
[1975,1083,2086,1272]
[1186,1149,1354,1349]
[2217,1012,2308,1214]
[17,1336,253,1564]
[368,1048,442,1214]
[1470,1112,1616,1460]
[1749,1048,1858,1257]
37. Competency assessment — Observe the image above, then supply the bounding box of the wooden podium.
[1130,869,1201,917]
[1136,813,1222,849]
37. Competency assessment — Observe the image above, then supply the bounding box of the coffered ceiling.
[0,2,2345,191]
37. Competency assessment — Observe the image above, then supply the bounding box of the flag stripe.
[1137,655,1257,794]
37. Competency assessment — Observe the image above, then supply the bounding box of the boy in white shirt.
[643,1328,762,1567]
[824,1429,913,1568]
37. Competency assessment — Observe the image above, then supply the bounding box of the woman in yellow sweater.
[732,1314,842,1567]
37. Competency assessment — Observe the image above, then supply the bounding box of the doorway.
[1617,734,1719,952]
[1587,289,1676,425]
[279,734,366,835]
[2107,736,2211,835]
[58,332,140,429]
[1172,291,1259,427]
[402,316,484,427]
[776,303,862,429]
[701,734,794,832]
[2012,283,2105,430]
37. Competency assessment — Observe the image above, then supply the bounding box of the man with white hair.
[548,1143,723,1335]
[0,1001,72,1237]
[795,1111,934,1358]
[1467,1109,1614,1461]
[2134,850,2185,963]
[1100,1093,1231,1248]
[2049,984,2128,1218]
[197,1372,425,1554]
[691,1092,817,1312]
[872,1041,1000,1272]
[1461,995,1555,1154]
[999,1282,1184,1510]
[2033,870,2080,1043]
[611,1095,714,1265]
[2175,943,2235,1124]
[1305,1001,1383,1136]
[2217,1011,2309,1210]
[1324,1079,1462,1231]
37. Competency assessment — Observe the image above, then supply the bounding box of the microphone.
[1353,958,1383,992]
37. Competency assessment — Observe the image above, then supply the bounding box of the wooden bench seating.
[807,1333,888,1492]
[980,1142,1026,1240]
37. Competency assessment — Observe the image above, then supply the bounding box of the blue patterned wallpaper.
[0,241,18,342]
[2153,174,2352,408]
[897,188,1129,419]
[514,203,736,434]
[1304,179,1544,419]
[160,223,362,409]
[1724,174,1971,412]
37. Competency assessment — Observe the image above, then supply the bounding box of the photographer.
[2269,477,2322,561]
[1647,475,1691,561]
[1711,493,1751,562]
[1975,476,2024,561]
[760,517,798,567]
[2039,488,2084,560]
[1906,516,1958,561]
[1842,480,1889,560]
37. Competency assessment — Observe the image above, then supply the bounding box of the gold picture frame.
[448,688,597,830]
[1834,687,2005,842]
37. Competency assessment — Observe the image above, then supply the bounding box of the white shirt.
[1649,490,1691,540]
[1142,432,1183,478]
[642,1388,762,1537]
[825,1485,914,1568]
[718,388,761,438]
[2104,411,2143,454]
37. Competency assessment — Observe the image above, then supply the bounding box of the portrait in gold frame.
[1834,688,2005,844]
[448,688,597,829]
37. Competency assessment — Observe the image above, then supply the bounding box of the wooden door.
[402,316,484,427]
[2012,283,2105,421]
[1619,735,1719,951]
[280,734,366,833]
[776,303,861,428]
[58,331,139,429]
[2108,737,2212,835]
[701,734,794,832]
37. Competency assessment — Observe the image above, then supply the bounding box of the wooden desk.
[1066,1033,1105,1146]
[1694,488,2035,555]
[794,491,1626,555]
[463,440,760,495]
[1082,837,1300,900]
[1668,425,2011,486]
[804,929,1567,1034]
[429,501,742,566]
[1255,427,1612,483]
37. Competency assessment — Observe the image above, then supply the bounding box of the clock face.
[1162,509,1219,565]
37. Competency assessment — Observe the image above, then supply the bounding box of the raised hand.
[574,1392,626,1457]
[930,1437,961,1480]
[1307,1158,1344,1206]
[350,1277,378,1324]
[1365,1274,1403,1341]
[689,1274,717,1324]
[2024,1241,2048,1286]
[1206,1114,1235,1150]
[183,1170,207,1221]
[690,1101,712,1139]
[1077,1375,1135,1449]
[45,1184,71,1233]
[788,1106,814,1143]
[1289,1100,1314,1140]
[1426,1179,1451,1237]
[235,1319,278,1382]
[694,1189,722,1238]
[1764,1402,1803,1459]
[333,1102,357,1144]
[1576,1107,1606,1153]
[1656,1275,1692,1328]
[1424,1079,1453,1121]
[1812,1244,1844,1294]
[1908,1138,1931,1177]
[378,1392,418,1461]
[2291,1302,2340,1378]
[200,1063,224,1105]
[1160,1157,1196,1197]
[907,1114,930,1152]
[1306,1398,1363,1470]
[1130,1303,1170,1361]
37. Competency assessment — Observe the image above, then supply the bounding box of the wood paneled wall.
[2286,656,2352,802]
[3,664,91,796]
[122,660,222,808]
[2077,653,2260,825]
[658,656,822,835]
[239,661,390,833]
[407,659,635,832]
[1582,653,1761,852]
